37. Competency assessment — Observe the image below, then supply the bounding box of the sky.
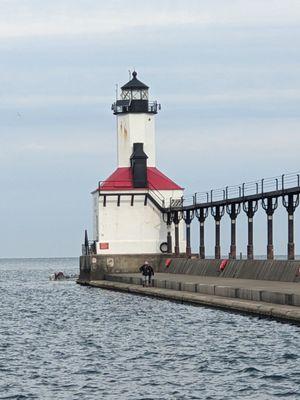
[1,0,300,258]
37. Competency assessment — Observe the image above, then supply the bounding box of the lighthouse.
[92,71,185,255]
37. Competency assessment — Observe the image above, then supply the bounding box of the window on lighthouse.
[121,89,149,100]
[141,90,148,100]
[121,90,131,100]
[132,90,141,99]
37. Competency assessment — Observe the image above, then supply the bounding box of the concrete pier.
[78,256,300,323]
[104,273,300,306]
[78,277,300,323]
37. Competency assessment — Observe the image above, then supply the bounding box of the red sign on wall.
[99,242,109,250]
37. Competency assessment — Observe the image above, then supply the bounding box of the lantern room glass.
[141,90,148,100]
[121,90,131,100]
[121,89,148,100]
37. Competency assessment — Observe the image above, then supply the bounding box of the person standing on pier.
[139,261,149,287]
[146,263,154,287]
[139,261,154,287]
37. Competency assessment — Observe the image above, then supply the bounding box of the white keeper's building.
[92,71,185,255]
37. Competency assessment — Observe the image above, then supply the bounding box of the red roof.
[98,167,183,191]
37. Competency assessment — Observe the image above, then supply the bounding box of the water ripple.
[0,258,299,399]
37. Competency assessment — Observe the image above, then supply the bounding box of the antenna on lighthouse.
[128,69,131,79]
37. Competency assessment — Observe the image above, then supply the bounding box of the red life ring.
[219,259,229,271]
[165,258,172,268]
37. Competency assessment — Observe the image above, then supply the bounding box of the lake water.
[0,258,299,399]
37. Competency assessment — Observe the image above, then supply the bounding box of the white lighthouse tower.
[92,71,185,255]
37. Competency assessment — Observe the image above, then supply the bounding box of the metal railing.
[111,101,160,114]
[97,179,167,210]
[171,172,300,209]
[82,241,97,255]
[148,182,166,208]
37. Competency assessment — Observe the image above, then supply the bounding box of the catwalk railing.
[163,172,300,260]
[168,172,300,210]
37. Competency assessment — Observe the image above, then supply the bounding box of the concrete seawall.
[157,258,300,282]
[78,255,300,323]
[80,255,300,283]
[79,253,171,280]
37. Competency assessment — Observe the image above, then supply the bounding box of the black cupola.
[130,143,148,188]
[121,71,149,95]
[112,71,160,114]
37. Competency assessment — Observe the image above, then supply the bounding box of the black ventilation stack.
[130,143,148,188]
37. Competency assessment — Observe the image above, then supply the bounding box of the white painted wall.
[92,107,185,255]
[117,113,156,167]
[93,189,186,255]
[92,193,99,241]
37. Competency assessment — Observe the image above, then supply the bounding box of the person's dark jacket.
[139,264,148,276]
[146,265,154,277]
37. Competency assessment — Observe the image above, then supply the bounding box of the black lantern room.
[112,71,160,114]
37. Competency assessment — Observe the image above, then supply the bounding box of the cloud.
[0,2,203,39]
[0,129,115,161]
[1,1,300,39]
[20,142,46,152]
[163,89,300,104]
[157,117,300,192]
[0,95,110,108]
[1,88,300,110]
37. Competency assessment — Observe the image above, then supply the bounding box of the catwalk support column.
[196,208,208,259]
[262,197,278,260]
[211,206,225,259]
[243,200,258,260]
[183,210,194,257]
[283,194,299,260]
[226,203,241,259]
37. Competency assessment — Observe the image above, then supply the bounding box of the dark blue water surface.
[0,258,300,399]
